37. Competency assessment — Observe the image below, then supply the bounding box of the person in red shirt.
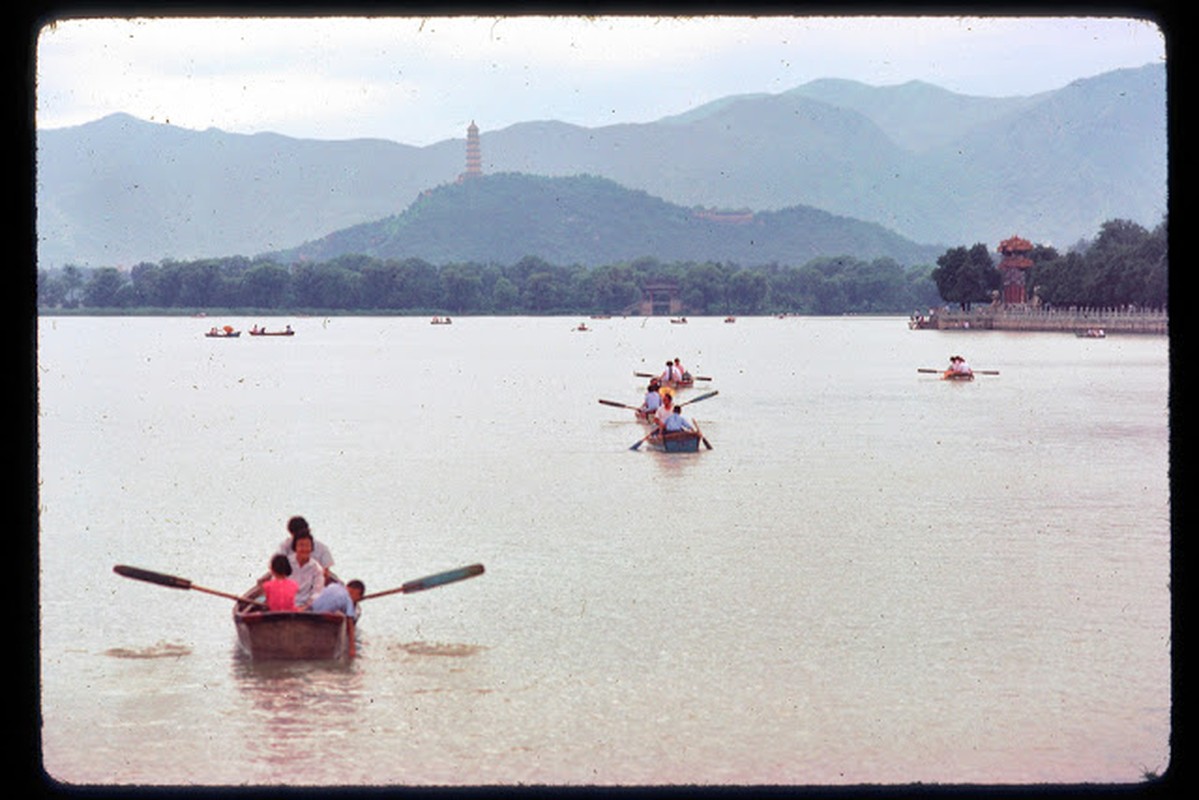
[261,554,298,611]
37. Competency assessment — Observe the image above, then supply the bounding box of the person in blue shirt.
[310,579,365,618]
[310,579,366,657]
[662,405,694,433]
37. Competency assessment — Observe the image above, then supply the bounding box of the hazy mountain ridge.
[35,63,1165,269]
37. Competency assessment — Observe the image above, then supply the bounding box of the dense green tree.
[242,263,292,309]
[728,269,768,314]
[440,263,485,313]
[82,267,126,308]
[290,263,362,309]
[930,244,999,310]
[681,262,730,314]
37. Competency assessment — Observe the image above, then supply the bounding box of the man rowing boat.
[943,355,974,380]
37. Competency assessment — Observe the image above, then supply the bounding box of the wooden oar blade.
[598,399,636,410]
[360,564,485,601]
[630,431,655,450]
[113,565,192,590]
[402,563,485,594]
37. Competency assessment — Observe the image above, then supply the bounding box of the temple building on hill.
[997,235,1035,304]
[458,121,482,182]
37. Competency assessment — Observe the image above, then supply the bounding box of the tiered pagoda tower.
[997,235,1035,304]
[462,121,482,180]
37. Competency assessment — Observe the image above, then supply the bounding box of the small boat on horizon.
[249,325,294,336]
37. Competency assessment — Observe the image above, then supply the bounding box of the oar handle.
[359,564,485,601]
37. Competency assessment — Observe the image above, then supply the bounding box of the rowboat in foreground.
[233,593,352,660]
[644,428,704,452]
[113,563,484,662]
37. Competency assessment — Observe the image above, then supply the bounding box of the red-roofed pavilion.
[997,235,1035,304]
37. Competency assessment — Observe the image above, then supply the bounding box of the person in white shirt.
[276,515,334,584]
[288,530,327,609]
[654,392,675,428]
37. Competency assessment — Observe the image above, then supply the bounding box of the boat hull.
[647,429,703,452]
[234,595,349,660]
[249,331,294,337]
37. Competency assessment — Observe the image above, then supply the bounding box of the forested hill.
[273,173,944,268]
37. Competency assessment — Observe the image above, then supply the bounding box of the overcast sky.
[34,14,1166,146]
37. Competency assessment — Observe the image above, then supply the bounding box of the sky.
[34,14,1166,146]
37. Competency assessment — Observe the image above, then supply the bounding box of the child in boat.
[262,554,298,611]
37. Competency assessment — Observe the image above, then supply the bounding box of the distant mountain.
[34,63,1166,270]
[273,172,944,268]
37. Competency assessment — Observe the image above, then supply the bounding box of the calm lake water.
[37,315,1170,787]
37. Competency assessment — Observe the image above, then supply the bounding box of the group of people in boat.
[638,361,697,438]
[257,515,364,620]
[249,324,293,335]
[659,357,692,386]
[943,354,974,379]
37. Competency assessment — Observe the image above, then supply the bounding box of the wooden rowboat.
[233,591,351,660]
[645,428,703,453]
[205,330,240,338]
[248,328,294,337]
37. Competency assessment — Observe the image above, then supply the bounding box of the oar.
[634,371,713,381]
[598,399,641,411]
[359,563,485,601]
[694,421,713,450]
[630,428,659,451]
[917,368,1000,375]
[676,389,719,409]
[113,565,267,609]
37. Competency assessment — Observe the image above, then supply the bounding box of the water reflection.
[230,648,363,775]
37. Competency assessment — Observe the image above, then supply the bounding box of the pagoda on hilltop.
[997,235,1035,304]
[458,121,482,182]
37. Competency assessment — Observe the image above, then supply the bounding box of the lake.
[36,315,1171,786]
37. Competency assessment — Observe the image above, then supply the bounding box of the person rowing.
[661,404,695,434]
[943,355,974,379]
[639,379,663,421]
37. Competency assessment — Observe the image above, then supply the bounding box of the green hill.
[275,172,943,268]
